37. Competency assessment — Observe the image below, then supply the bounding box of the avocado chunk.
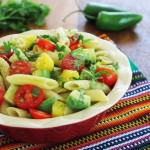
[83,48,96,64]
[80,69,93,80]
[38,97,56,112]
[67,90,91,110]
[4,84,19,105]
[32,68,50,78]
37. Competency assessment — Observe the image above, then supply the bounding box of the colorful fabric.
[0,61,150,150]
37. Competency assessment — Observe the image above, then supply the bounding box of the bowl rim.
[0,29,132,128]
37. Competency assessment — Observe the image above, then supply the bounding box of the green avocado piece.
[32,68,50,78]
[38,97,56,112]
[83,48,96,64]
[80,69,93,80]
[67,90,91,110]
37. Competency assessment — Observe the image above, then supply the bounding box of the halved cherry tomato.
[14,84,45,110]
[70,44,86,51]
[36,38,55,52]
[69,35,79,48]
[61,54,84,72]
[0,46,14,59]
[96,68,118,87]
[29,109,52,119]
[9,60,31,75]
[0,53,10,64]
[6,49,14,58]
[0,86,5,106]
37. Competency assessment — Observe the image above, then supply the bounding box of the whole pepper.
[96,11,142,31]
[83,2,127,21]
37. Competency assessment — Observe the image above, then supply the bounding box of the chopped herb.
[40,34,58,44]
[32,87,39,97]
[1,42,12,54]
[58,53,65,60]
[28,41,36,51]
[56,44,66,52]
[71,48,88,69]
[23,51,39,61]
[90,79,97,89]
[79,88,85,102]
[0,0,51,32]
[13,47,22,60]
[112,62,119,70]
[79,34,84,41]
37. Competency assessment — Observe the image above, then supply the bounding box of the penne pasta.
[6,74,59,90]
[0,74,5,92]
[0,101,10,115]
[64,80,90,90]
[43,89,65,101]
[85,90,108,102]
[6,107,28,118]
[59,92,70,102]
[0,58,10,89]
[46,51,61,67]
[53,87,68,94]
[54,27,70,46]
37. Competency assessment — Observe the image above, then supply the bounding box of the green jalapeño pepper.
[96,11,142,31]
[83,2,127,21]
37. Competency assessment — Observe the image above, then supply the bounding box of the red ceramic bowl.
[0,29,132,144]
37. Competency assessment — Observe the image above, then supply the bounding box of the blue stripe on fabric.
[81,127,150,150]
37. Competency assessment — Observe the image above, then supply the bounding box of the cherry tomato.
[29,109,52,119]
[6,49,14,58]
[0,46,14,59]
[36,38,55,52]
[61,54,84,72]
[0,86,5,106]
[96,68,118,87]
[69,35,79,48]
[9,60,31,75]
[0,53,10,64]
[14,84,45,110]
[70,44,86,51]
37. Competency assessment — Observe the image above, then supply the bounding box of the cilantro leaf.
[56,44,66,52]
[71,48,88,69]
[32,87,40,97]
[79,89,85,102]
[58,53,65,60]
[1,42,12,54]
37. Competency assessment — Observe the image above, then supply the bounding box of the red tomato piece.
[0,86,5,106]
[96,68,118,87]
[61,54,84,72]
[69,35,79,48]
[14,84,45,110]
[6,49,14,58]
[29,109,52,119]
[0,53,10,64]
[36,38,55,52]
[9,60,31,75]
[70,44,86,51]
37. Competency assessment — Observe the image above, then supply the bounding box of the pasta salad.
[0,28,118,119]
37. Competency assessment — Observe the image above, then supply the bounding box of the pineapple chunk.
[59,70,79,86]
[52,101,66,117]
[35,53,54,71]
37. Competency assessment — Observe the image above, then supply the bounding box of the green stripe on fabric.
[128,58,139,71]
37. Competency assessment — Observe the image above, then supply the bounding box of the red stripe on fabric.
[106,100,150,118]
[90,106,150,133]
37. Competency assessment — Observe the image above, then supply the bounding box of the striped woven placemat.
[0,61,150,150]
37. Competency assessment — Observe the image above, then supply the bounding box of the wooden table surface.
[1,0,150,80]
